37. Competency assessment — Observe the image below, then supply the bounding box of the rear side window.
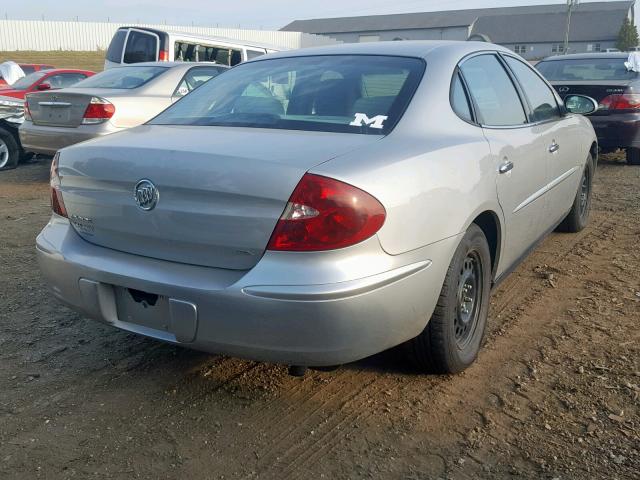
[107,29,128,63]
[175,42,243,66]
[246,49,265,60]
[504,56,560,123]
[74,66,167,89]
[123,30,158,64]
[174,66,226,97]
[460,54,527,126]
[451,73,473,123]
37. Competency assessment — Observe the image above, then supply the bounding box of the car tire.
[0,128,19,171]
[405,223,491,374]
[556,156,593,233]
[627,148,640,165]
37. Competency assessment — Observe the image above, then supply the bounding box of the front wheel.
[0,128,19,171]
[556,156,593,233]
[405,224,491,374]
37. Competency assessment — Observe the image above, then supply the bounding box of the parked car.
[0,63,54,87]
[105,27,281,69]
[536,52,640,165]
[37,41,598,373]
[20,62,227,156]
[0,95,30,170]
[0,68,94,100]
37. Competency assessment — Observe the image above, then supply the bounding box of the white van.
[105,27,281,69]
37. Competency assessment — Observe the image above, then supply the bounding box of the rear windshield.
[74,66,167,89]
[536,58,638,81]
[150,55,425,135]
[10,71,47,90]
[106,29,128,63]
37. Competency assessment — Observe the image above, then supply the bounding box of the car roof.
[540,52,629,62]
[112,61,229,69]
[248,40,512,62]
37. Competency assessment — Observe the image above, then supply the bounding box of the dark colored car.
[0,63,54,87]
[0,68,95,100]
[536,53,640,165]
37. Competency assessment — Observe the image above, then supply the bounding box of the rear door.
[460,53,549,273]
[123,29,159,64]
[502,55,580,226]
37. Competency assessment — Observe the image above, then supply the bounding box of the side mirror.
[564,95,598,115]
[37,83,51,91]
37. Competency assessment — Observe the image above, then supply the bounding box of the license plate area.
[115,286,171,332]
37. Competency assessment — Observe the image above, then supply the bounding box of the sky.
[2,0,630,30]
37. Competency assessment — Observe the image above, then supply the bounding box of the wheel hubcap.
[579,170,590,217]
[0,139,8,169]
[455,252,482,348]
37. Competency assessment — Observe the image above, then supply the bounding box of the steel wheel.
[0,138,9,169]
[454,251,483,349]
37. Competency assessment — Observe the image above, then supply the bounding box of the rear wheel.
[405,224,491,374]
[556,156,593,233]
[0,128,19,171]
[627,148,640,165]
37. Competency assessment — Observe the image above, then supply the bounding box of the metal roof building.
[281,1,636,60]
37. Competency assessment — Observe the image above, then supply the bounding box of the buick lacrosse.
[37,41,598,373]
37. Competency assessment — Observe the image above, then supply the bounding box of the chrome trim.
[38,101,72,107]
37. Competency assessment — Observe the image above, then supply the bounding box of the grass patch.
[0,51,105,72]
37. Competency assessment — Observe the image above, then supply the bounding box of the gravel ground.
[0,154,638,479]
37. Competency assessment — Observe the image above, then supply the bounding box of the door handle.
[499,160,514,174]
[549,141,560,154]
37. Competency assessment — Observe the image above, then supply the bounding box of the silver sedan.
[36,41,598,373]
[19,62,227,156]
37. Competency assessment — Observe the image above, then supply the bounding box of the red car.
[0,68,95,100]
[0,63,54,87]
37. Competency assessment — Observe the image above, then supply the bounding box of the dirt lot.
[0,154,638,479]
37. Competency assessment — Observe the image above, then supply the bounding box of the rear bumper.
[589,113,640,150]
[36,216,459,366]
[18,121,120,155]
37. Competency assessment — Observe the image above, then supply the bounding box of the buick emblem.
[134,179,159,211]
[558,86,570,93]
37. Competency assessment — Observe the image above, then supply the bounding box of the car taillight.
[50,153,68,218]
[267,174,386,252]
[158,50,169,61]
[24,98,32,121]
[82,97,115,124]
[599,93,640,111]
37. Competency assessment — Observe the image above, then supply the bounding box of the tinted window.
[174,66,226,97]
[460,54,526,126]
[536,58,637,81]
[451,73,473,123]
[246,49,265,60]
[10,71,47,90]
[123,30,158,64]
[45,73,88,89]
[151,55,425,135]
[175,41,243,66]
[505,56,560,123]
[74,66,167,89]
[107,29,128,63]
[21,66,35,75]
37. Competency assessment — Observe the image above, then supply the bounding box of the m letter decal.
[350,113,388,129]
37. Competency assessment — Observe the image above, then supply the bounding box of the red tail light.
[599,93,640,111]
[82,97,115,124]
[267,174,386,251]
[158,50,169,61]
[50,153,68,218]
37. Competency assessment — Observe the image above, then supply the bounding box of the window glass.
[451,73,473,122]
[505,56,560,123]
[151,55,425,135]
[460,54,526,126]
[21,66,35,75]
[174,66,226,97]
[174,42,243,66]
[536,58,637,81]
[45,73,88,89]
[124,30,158,64]
[107,29,128,63]
[246,49,265,60]
[73,66,167,89]
[10,71,47,90]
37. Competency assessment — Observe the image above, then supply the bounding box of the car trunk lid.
[550,80,634,114]
[27,90,95,127]
[58,125,381,270]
